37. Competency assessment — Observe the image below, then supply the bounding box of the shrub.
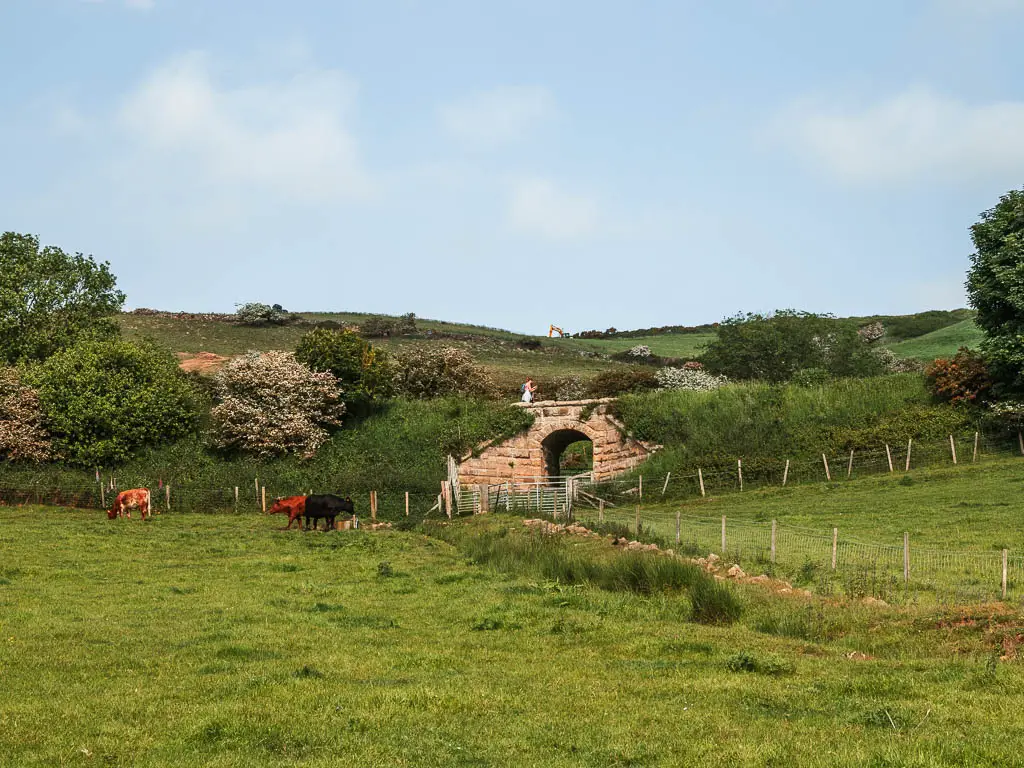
[295,328,393,413]
[626,345,651,358]
[588,366,659,398]
[0,232,124,364]
[359,313,417,338]
[874,347,922,373]
[392,346,498,399]
[857,322,885,343]
[210,351,345,459]
[654,367,728,391]
[28,338,202,466]
[0,367,52,462]
[552,374,588,401]
[235,302,290,326]
[925,347,992,405]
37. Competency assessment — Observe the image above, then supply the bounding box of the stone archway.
[541,428,592,478]
[457,398,659,486]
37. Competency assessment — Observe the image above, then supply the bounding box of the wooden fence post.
[405,491,410,517]
[698,468,706,497]
[370,490,377,521]
[847,449,854,479]
[1019,431,1024,456]
[903,532,910,584]
[885,444,893,473]
[662,472,671,495]
[261,486,266,513]
[973,431,980,463]
[721,515,726,554]
[675,510,681,546]
[737,459,743,491]
[234,486,238,512]
[638,475,643,502]
[770,520,776,564]
[782,460,789,487]
[822,453,831,482]
[635,505,641,536]
[254,477,259,504]
[99,482,105,509]
[599,499,605,523]
[165,484,171,512]
[949,435,957,465]
[1002,549,1008,600]
[832,527,838,571]
[905,439,913,472]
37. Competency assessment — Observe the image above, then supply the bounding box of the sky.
[2,1,1023,334]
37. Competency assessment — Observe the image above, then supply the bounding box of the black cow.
[303,494,355,531]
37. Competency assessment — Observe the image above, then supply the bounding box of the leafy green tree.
[966,188,1024,392]
[295,328,393,412]
[27,338,203,466]
[0,232,125,364]
[701,310,883,382]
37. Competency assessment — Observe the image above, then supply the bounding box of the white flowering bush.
[626,345,652,358]
[552,374,587,401]
[873,347,922,373]
[655,367,729,391]
[0,367,52,462]
[210,351,345,458]
[392,346,498,399]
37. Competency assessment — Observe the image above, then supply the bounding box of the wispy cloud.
[506,177,599,240]
[438,86,555,148]
[114,51,374,204]
[779,88,1024,183]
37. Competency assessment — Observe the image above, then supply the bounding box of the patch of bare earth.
[176,352,231,375]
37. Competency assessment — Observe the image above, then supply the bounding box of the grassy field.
[3,506,1024,766]
[886,320,984,360]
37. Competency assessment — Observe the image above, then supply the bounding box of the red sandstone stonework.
[458,398,659,485]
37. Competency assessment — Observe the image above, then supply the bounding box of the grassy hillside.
[886,319,984,360]
[4,506,1024,766]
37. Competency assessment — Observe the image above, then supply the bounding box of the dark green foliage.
[966,188,1024,392]
[701,310,884,382]
[358,313,417,338]
[0,232,124,364]
[587,366,659,397]
[27,338,203,466]
[295,328,393,412]
[438,401,533,458]
[616,375,975,473]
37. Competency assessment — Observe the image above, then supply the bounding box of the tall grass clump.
[441,526,741,624]
[616,374,975,474]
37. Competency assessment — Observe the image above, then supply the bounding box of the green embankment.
[2,506,1024,766]
[885,319,984,360]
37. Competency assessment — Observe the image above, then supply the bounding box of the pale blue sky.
[2,1,1023,333]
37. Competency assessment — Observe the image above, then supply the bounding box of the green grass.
[3,507,1024,766]
[548,332,716,359]
[886,320,985,361]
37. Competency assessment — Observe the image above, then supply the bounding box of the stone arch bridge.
[458,398,659,486]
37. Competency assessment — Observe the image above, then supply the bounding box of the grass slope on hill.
[886,319,984,360]
[3,507,1024,766]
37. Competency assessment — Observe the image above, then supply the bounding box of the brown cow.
[108,488,152,521]
[267,495,307,530]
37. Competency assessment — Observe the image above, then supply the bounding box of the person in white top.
[521,378,536,403]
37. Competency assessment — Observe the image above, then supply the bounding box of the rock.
[726,565,746,579]
[749,575,771,584]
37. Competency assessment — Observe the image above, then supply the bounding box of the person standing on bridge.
[521,377,537,403]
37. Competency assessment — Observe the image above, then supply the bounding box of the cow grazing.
[303,494,355,531]
[267,495,307,530]
[108,488,152,521]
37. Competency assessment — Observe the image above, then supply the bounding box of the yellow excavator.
[548,324,565,338]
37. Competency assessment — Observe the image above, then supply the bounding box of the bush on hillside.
[701,310,884,382]
[28,339,203,466]
[874,347,922,374]
[0,367,52,462]
[295,328,393,413]
[0,232,124,364]
[552,374,588,401]
[655,367,728,391]
[210,351,344,459]
[392,346,498,399]
[359,313,417,338]
[235,302,290,326]
[587,366,659,397]
[925,347,992,405]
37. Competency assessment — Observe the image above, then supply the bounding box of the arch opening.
[541,429,593,479]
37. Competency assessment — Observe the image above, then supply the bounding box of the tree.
[392,346,498,399]
[701,310,883,382]
[235,302,290,326]
[0,367,52,462]
[27,338,203,466]
[294,328,393,413]
[966,188,1024,392]
[0,232,125,364]
[210,351,345,459]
